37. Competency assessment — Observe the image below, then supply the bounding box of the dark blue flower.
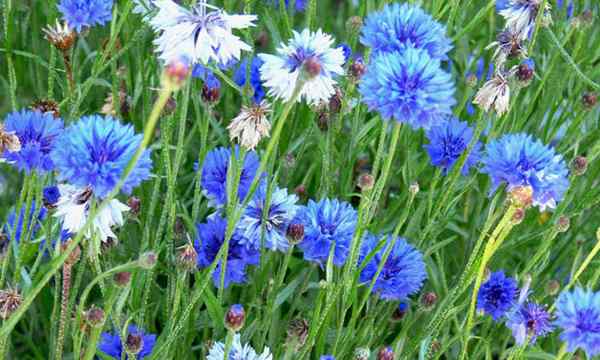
[2,110,64,173]
[424,118,482,175]
[51,115,153,199]
[194,215,260,288]
[193,64,221,90]
[58,0,113,33]
[233,57,265,103]
[200,147,261,208]
[506,302,553,345]
[98,325,157,359]
[477,271,518,321]
[361,3,452,59]
[297,198,357,267]
[481,133,570,211]
[359,47,456,130]
[359,233,427,301]
[3,201,46,243]
[43,186,61,207]
[235,182,299,251]
[555,288,600,358]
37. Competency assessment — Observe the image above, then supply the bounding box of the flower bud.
[202,84,221,104]
[354,348,370,360]
[420,291,438,310]
[511,208,526,225]
[84,306,105,328]
[294,185,307,198]
[317,110,330,131]
[254,31,269,48]
[164,58,190,90]
[556,216,570,233]
[329,88,343,114]
[225,304,245,332]
[139,252,157,270]
[177,243,198,272]
[358,173,375,192]
[546,279,560,296]
[0,288,22,320]
[430,340,442,354]
[114,272,132,287]
[571,156,588,176]
[509,185,533,208]
[516,61,534,84]
[391,302,408,321]
[377,346,394,360]
[582,92,598,109]
[304,57,322,78]
[125,333,144,356]
[286,223,305,245]
[287,318,309,350]
[349,59,366,80]
[127,196,141,217]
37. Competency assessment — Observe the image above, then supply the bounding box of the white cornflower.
[259,28,345,105]
[149,0,256,65]
[473,73,511,116]
[53,185,129,242]
[499,0,552,40]
[227,101,271,150]
[207,334,272,360]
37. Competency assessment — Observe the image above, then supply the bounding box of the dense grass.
[1,0,600,359]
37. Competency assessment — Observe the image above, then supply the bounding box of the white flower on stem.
[473,73,511,116]
[53,185,129,242]
[259,29,345,105]
[227,101,272,150]
[148,0,256,65]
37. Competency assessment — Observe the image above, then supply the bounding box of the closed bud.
[391,302,408,321]
[409,182,420,196]
[287,319,309,350]
[571,156,588,176]
[349,59,366,80]
[125,333,144,356]
[0,288,22,319]
[174,217,186,239]
[139,252,157,270]
[377,346,394,360]
[511,208,526,225]
[516,62,534,84]
[84,306,105,328]
[127,197,141,216]
[317,110,330,131]
[294,184,307,198]
[164,58,190,90]
[509,185,533,208]
[225,304,245,332]
[546,279,560,296]
[582,92,598,109]
[329,88,343,114]
[354,348,370,360]
[114,272,132,287]
[202,84,221,104]
[421,291,438,310]
[163,96,178,116]
[556,216,570,233]
[177,243,198,272]
[286,223,305,245]
[304,57,322,78]
[358,173,375,192]
[254,31,269,48]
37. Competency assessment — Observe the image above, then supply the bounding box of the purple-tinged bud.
[516,62,534,84]
[349,59,366,80]
[354,348,370,360]
[377,346,394,360]
[317,110,330,131]
[358,173,375,192]
[582,92,598,109]
[139,252,157,270]
[177,243,198,272]
[0,288,22,320]
[287,318,309,350]
[286,223,305,245]
[571,156,588,176]
[295,185,307,198]
[202,84,221,104]
[127,196,141,217]
[225,304,245,332]
[391,302,408,321]
[84,306,105,328]
[304,57,322,78]
[0,233,8,259]
[421,291,438,310]
[254,31,269,48]
[114,272,132,287]
[125,333,144,356]
[556,216,570,233]
[329,88,343,114]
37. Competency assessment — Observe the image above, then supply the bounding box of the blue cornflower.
[51,115,153,199]
[359,47,456,130]
[234,57,266,104]
[194,215,260,288]
[98,325,157,359]
[43,186,61,208]
[481,133,570,211]
[193,64,221,91]
[477,271,518,321]
[297,198,357,266]
[506,302,553,345]
[58,0,113,33]
[3,201,47,243]
[235,183,299,251]
[555,288,600,358]
[361,3,452,59]
[200,147,261,208]
[424,118,482,175]
[358,233,427,301]
[2,109,64,173]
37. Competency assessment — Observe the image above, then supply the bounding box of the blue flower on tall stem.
[58,0,114,33]
[424,118,482,175]
[477,271,518,321]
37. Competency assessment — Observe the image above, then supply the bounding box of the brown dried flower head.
[0,288,22,320]
[43,20,77,51]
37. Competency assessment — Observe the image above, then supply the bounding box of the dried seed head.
[101,89,131,117]
[287,318,309,350]
[473,73,511,116]
[377,346,394,360]
[556,216,570,233]
[139,252,157,270]
[114,272,132,287]
[177,243,198,272]
[286,223,305,245]
[43,20,76,51]
[0,288,22,319]
[227,101,272,150]
[225,304,246,332]
[125,333,144,355]
[358,173,375,192]
[127,196,141,217]
[31,99,60,118]
[354,348,370,360]
[571,156,588,176]
[582,92,598,109]
[509,185,533,209]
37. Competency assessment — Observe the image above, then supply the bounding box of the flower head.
[234,57,266,104]
[424,118,482,175]
[192,64,221,90]
[199,147,261,207]
[235,183,299,251]
[194,215,260,288]
[2,109,64,173]
[361,3,452,59]
[207,333,272,360]
[506,302,553,345]
[297,198,357,266]
[473,73,511,116]
[43,20,77,51]
[359,234,427,301]
[98,325,157,359]
[58,0,113,33]
[477,271,518,321]
[499,0,552,40]
[51,115,152,199]
[149,0,256,65]
[359,48,456,130]
[481,133,570,211]
[228,101,272,151]
[259,29,345,105]
[555,288,600,358]
[3,201,47,243]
